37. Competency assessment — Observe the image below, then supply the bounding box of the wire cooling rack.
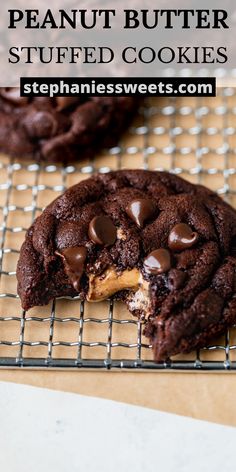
[1,91,236,371]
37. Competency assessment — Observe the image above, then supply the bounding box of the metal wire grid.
[1,91,236,370]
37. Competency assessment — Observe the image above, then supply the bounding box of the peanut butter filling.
[87,266,144,302]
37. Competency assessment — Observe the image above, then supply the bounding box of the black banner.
[20,77,216,97]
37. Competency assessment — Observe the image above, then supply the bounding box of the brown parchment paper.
[1,94,236,426]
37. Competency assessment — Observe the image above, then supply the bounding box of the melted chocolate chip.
[168,223,198,251]
[88,216,117,247]
[126,198,155,228]
[26,111,57,138]
[56,97,80,111]
[168,269,187,291]
[144,248,171,275]
[56,246,87,291]
[1,88,29,106]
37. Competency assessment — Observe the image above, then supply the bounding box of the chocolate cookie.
[0,89,138,163]
[17,170,236,361]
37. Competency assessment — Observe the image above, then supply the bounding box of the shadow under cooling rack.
[1,91,236,371]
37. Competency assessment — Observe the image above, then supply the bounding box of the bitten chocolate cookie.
[17,170,236,361]
[0,88,138,163]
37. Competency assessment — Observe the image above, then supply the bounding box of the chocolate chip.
[56,97,80,111]
[126,198,155,228]
[88,216,117,247]
[144,248,171,275]
[168,223,198,251]
[168,269,186,291]
[1,88,29,106]
[25,111,57,138]
[56,246,87,291]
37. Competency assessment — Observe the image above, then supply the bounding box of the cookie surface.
[0,89,137,163]
[17,170,236,360]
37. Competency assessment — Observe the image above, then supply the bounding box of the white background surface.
[0,380,235,472]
